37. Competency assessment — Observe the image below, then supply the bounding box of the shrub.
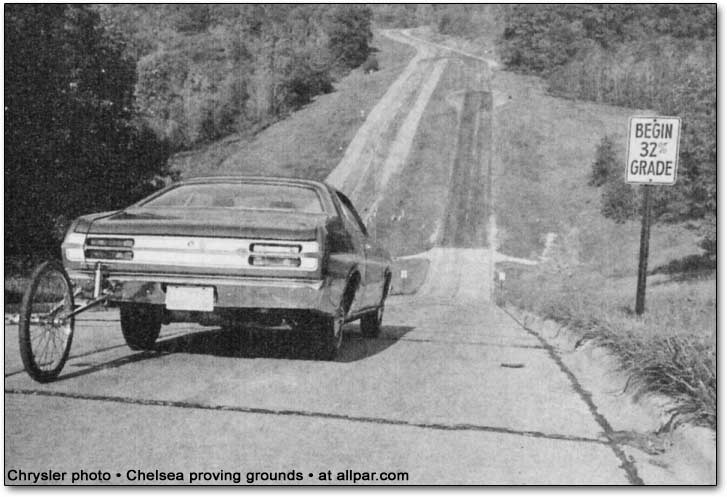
[588,135,639,224]
[589,135,617,187]
[361,54,380,73]
[279,58,334,111]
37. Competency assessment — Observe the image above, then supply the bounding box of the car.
[60,176,392,360]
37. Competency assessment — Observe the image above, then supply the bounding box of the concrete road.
[4,292,640,484]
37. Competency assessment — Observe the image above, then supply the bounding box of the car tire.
[360,306,384,338]
[361,274,389,338]
[120,304,162,351]
[316,307,344,361]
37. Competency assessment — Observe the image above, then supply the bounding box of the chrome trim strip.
[67,271,324,290]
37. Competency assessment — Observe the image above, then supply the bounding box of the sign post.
[635,186,651,315]
[625,116,681,315]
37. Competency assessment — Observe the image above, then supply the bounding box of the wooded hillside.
[497,4,716,253]
[96,4,373,149]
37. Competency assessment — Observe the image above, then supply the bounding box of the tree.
[588,135,617,187]
[5,4,172,259]
[324,5,373,70]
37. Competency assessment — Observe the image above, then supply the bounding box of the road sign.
[625,116,681,185]
[625,115,681,314]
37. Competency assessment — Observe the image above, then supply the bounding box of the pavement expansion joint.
[6,387,610,447]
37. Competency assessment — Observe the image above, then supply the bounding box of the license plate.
[165,286,214,312]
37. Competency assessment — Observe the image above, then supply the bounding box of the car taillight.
[248,241,319,271]
[83,237,135,261]
[84,249,133,260]
[86,237,134,248]
[250,243,301,254]
[249,255,301,267]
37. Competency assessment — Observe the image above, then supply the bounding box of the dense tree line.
[96,4,373,149]
[498,4,716,253]
[5,4,374,262]
[372,4,497,39]
[5,4,172,260]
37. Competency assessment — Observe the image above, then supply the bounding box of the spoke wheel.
[18,261,75,382]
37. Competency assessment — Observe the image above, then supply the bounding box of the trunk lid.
[88,207,324,241]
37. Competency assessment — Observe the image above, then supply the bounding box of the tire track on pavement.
[358,58,448,223]
[326,30,438,194]
[327,30,448,224]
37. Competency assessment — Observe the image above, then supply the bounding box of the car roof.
[180,175,331,190]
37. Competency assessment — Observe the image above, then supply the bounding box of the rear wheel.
[361,306,384,338]
[18,261,75,382]
[316,306,344,361]
[120,304,162,351]
[361,273,390,338]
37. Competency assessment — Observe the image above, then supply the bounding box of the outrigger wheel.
[18,260,75,382]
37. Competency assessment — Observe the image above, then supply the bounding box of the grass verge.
[503,264,715,428]
[492,70,716,429]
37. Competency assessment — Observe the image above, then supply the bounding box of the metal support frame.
[63,262,110,321]
[63,293,110,320]
[93,262,104,298]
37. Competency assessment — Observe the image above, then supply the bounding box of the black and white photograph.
[4,3,718,486]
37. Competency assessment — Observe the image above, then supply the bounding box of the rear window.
[142,183,324,213]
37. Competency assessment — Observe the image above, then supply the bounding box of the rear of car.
[61,178,342,321]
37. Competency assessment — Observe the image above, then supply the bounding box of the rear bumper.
[67,270,345,316]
